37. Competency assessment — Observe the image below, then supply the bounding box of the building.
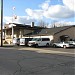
[4,23,44,44]
[23,25,75,43]
[4,23,75,44]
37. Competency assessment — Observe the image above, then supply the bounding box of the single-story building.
[4,23,75,44]
[37,26,75,42]
[4,23,44,44]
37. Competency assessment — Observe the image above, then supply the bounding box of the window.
[42,38,50,41]
[32,38,41,41]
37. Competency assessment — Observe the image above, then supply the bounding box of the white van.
[28,38,51,47]
[19,38,33,46]
[20,38,25,46]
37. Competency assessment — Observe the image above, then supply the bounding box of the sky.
[1,0,75,26]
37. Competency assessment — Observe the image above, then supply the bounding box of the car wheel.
[46,43,49,47]
[35,44,38,48]
[17,44,19,46]
[53,44,56,48]
[63,45,66,48]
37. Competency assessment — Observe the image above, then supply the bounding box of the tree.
[37,20,49,28]
[50,20,57,28]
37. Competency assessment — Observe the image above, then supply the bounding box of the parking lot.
[16,46,75,56]
[0,46,75,75]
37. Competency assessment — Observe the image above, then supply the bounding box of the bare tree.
[50,20,56,28]
[37,20,49,28]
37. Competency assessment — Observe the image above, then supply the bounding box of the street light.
[1,0,3,47]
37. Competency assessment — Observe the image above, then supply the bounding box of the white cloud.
[4,16,36,24]
[25,8,43,20]
[4,0,75,24]
[63,0,75,11]
[55,21,75,26]
[39,0,50,10]
[25,0,51,20]
[49,21,75,28]
[44,5,74,19]
[25,0,75,20]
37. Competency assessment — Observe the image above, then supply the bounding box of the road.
[0,46,75,75]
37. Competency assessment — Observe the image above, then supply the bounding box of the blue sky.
[4,0,45,15]
[3,0,75,26]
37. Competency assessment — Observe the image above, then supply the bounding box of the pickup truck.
[53,42,74,48]
[67,41,75,47]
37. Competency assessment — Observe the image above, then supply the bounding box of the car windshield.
[68,41,75,43]
[32,38,41,41]
[64,42,69,43]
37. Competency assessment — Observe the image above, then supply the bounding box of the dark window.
[42,38,50,41]
[25,38,33,42]
[25,38,33,45]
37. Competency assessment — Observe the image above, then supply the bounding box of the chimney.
[31,22,34,27]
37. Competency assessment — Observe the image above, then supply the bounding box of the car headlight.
[29,42,36,44]
[32,42,36,44]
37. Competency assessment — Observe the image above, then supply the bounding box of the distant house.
[4,23,75,44]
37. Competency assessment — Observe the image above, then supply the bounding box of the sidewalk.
[0,44,13,47]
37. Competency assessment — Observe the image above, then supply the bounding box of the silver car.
[53,42,74,48]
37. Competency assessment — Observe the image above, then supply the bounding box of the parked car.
[25,38,33,46]
[53,42,74,48]
[28,38,51,47]
[67,40,75,47]
[19,38,33,46]
[19,38,25,46]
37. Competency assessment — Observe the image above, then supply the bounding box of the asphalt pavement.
[0,46,75,75]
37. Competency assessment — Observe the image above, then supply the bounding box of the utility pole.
[1,0,3,47]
